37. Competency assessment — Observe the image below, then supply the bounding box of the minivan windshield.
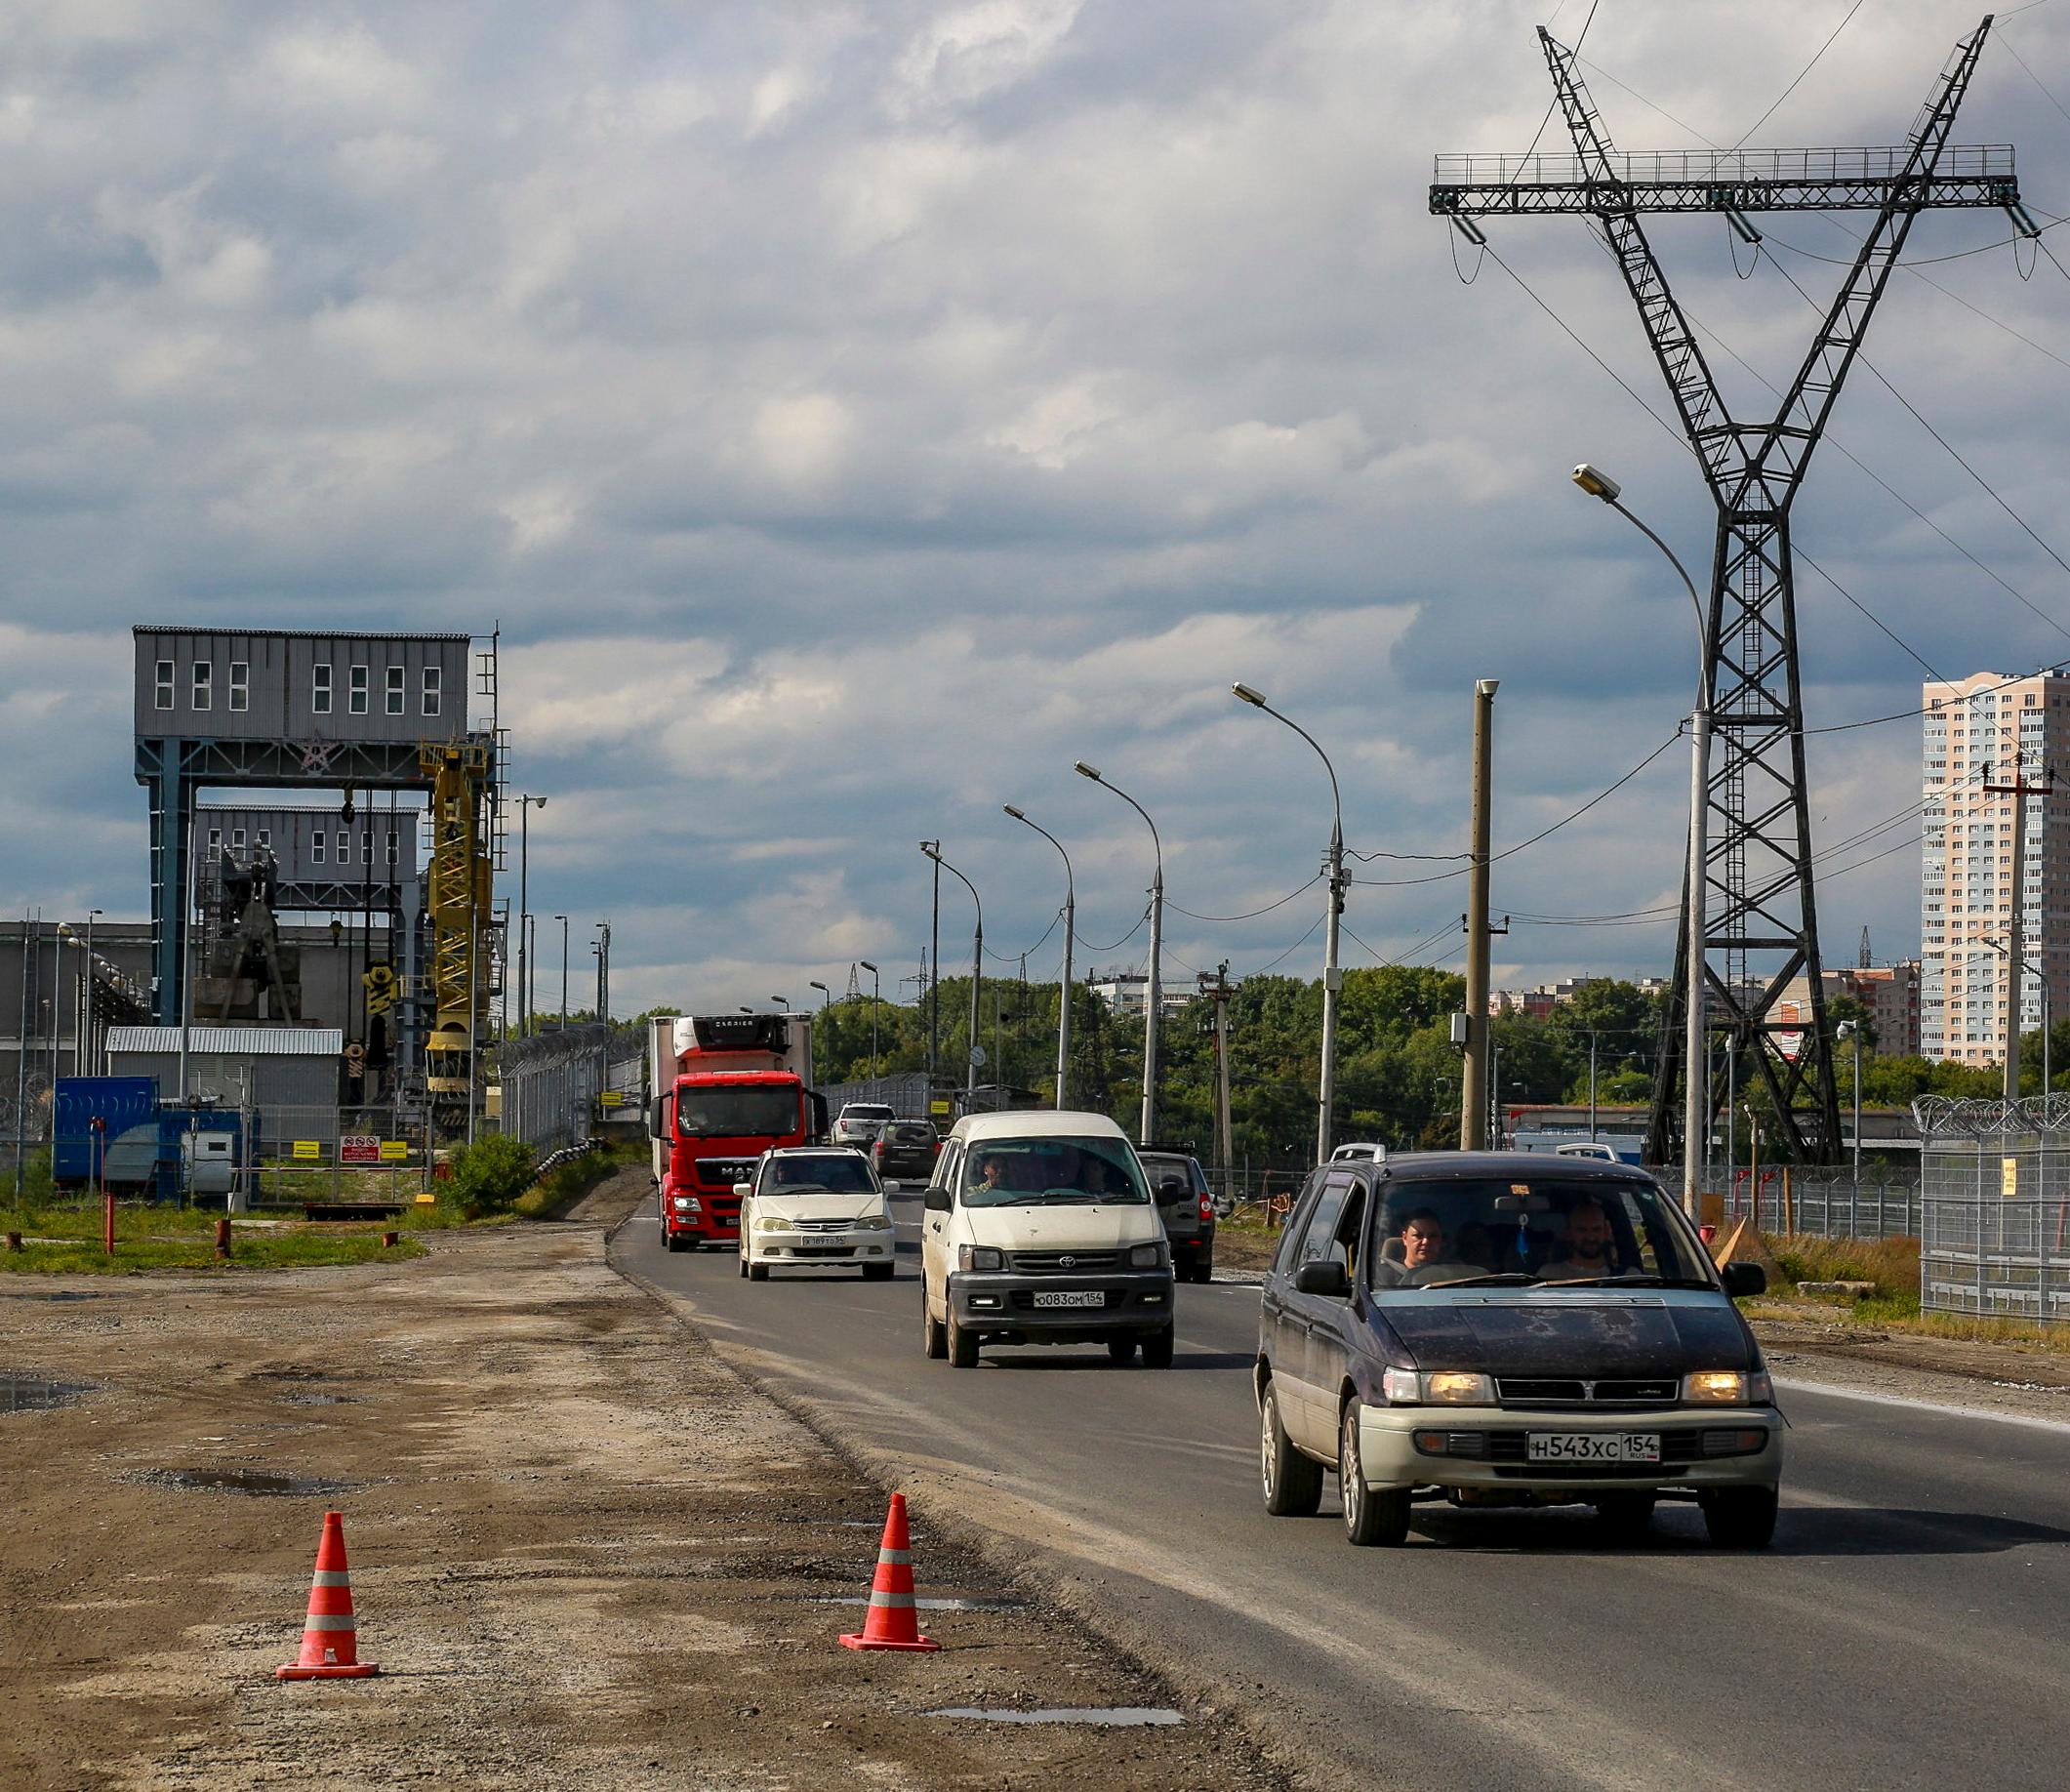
[765,1154,875,1194]
[961,1136,1150,1206]
[1342,1177,1715,1293]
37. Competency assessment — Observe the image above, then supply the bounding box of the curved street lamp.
[1004,804,1076,1108]
[1573,462,1706,1217]
[1075,760,1163,1143]
[921,845,983,1099]
[859,960,880,1072]
[1233,682,1345,1164]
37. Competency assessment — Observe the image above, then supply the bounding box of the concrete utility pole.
[921,839,942,1087]
[1460,680,1498,1150]
[1202,964,1236,1196]
[1003,805,1076,1107]
[924,846,982,1102]
[1076,762,1163,1143]
[1986,753,2052,1100]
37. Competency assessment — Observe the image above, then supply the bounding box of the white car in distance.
[737,1147,897,1283]
[832,1102,898,1147]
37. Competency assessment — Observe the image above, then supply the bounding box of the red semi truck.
[648,1013,823,1250]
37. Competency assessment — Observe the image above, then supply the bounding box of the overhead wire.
[1166,876,1321,922]
[1725,0,1870,153]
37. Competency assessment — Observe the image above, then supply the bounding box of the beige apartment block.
[1921,671,2070,1064]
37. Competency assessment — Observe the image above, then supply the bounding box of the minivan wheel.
[922,1289,948,1361]
[737,1253,748,1279]
[1701,1485,1779,1549]
[1260,1382,1322,1517]
[1594,1491,1656,1539]
[747,1262,769,1283]
[1140,1325,1175,1369]
[1339,1405,1410,1547]
[948,1313,980,1368]
[1107,1337,1139,1364]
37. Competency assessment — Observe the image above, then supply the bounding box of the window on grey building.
[231,828,246,852]
[155,660,175,710]
[192,661,213,711]
[349,666,369,714]
[257,829,270,849]
[313,665,333,714]
[386,666,405,714]
[362,831,373,865]
[312,833,325,864]
[208,828,223,857]
[336,831,349,861]
[229,660,250,713]
[422,664,442,716]
[386,831,399,866]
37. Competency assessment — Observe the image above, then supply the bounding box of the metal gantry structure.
[1431,16,2020,1162]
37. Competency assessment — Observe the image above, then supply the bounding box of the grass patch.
[513,1143,641,1219]
[1753,1229,2070,1353]
[1766,1232,1921,1299]
[0,1230,424,1275]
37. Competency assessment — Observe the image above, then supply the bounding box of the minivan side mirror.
[1292,1259,1351,1298]
[1721,1261,1766,1298]
[732,1181,752,1199]
[923,1186,952,1213]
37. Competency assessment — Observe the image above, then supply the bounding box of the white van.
[919,1111,1176,1369]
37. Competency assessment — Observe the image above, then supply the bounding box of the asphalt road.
[615,1190,2070,1791]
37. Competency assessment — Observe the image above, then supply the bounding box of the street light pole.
[860,961,879,1072]
[1004,805,1076,1108]
[920,840,942,1086]
[1574,463,1707,1217]
[923,846,982,1102]
[1233,683,1346,1164]
[1076,761,1163,1144]
[553,915,569,1028]
[514,794,547,1034]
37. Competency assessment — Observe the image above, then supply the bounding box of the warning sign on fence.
[599,1090,624,1107]
[340,1136,381,1165]
[292,1140,322,1161]
[380,1140,409,1162]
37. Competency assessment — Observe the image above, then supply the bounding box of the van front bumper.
[1354,1402,1784,1494]
[949,1269,1174,1339]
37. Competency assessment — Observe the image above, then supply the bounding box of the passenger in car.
[1373,1211,1480,1287]
[1539,1196,1620,1280]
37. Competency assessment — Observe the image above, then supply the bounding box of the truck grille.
[696,1161,757,1189]
[1010,1250,1121,1276]
[1496,1378,1679,1407]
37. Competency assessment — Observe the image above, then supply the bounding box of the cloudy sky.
[4,0,2070,1014]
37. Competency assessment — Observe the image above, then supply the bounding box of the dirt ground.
[0,1172,1288,1792]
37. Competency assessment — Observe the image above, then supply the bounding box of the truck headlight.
[1382,1367,1495,1405]
[670,1196,695,1212]
[1128,1242,1167,1270]
[1683,1368,1770,1405]
[959,1244,1003,1272]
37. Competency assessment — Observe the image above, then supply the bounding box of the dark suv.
[1138,1149,1216,1283]
[1255,1152,1780,1549]
[873,1120,939,1181]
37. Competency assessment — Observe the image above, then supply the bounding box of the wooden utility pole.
[1986,753,2053,1100]
[1460,680,1499,1149]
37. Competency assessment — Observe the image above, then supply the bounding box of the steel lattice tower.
[1431,17,2020,1162]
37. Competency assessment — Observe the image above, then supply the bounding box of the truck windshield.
[962,1136,1150,1206]
[677,1087,799,1139]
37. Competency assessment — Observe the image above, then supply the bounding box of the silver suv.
[832,1102,896,1147]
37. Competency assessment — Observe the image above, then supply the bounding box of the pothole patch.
[2,1371,101,1413]
[123,1468,365,1498]
[923,1706,1185,1727]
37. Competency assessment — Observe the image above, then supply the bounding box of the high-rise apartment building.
[1921,671,2070,1065]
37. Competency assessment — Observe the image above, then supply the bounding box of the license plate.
[1526,1432,1660,1464]
[1032,1290,1104,1309]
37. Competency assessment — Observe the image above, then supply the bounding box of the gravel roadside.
[1,1171,1288,1791]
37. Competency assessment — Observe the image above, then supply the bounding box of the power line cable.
[1167,876,1321,922]
[1726,0,1870,152]
[1077,905,1150,957]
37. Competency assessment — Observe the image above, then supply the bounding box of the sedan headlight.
[854,1212,893,1231]
[1682,1368,1772,1405]
[1129,1242,1168,1270]
[1381,1367,1496,1405]
[958,1244,1003,1272]
[755,1215,789,1234]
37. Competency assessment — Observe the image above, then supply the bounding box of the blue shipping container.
[53,1078,158,1183]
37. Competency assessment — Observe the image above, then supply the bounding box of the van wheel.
[1107,1337,1138,1364]
[1595,1492,1656,1539]
[1340,1404,1410,1546]
[922,1289,948,1361]
[1701,1486,1779,1549]
[1141,1326,1175,1369]
[948,1314,980,1368]
[1260,1381,1322,1517]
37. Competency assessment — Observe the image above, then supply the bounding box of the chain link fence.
[1914,1096,2070,1324]
[499,1023,646,1151]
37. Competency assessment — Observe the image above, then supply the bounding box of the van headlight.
[959,1244,1003,1272]
[1129,1242,1167,1270]
[1683,1368,1771,1405]
[1382,1367,1495,1405]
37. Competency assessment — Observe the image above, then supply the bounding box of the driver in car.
[1374,1210,1481,1287]
[1539,1196,1621,1280]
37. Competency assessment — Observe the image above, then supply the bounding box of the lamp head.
[860,960,877,973]
[1002,803,1025,820]
[809,980,828,992]
[1074,760,1102,782]
[1571,462,1620,503]
[1231,682,1267,708]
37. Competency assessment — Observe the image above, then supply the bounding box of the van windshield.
[1355,1177,1716,1293]
[961,1136,1150,1207]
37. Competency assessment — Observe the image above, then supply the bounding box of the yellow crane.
[419,740,493,1111]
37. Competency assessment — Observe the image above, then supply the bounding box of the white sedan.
[737,1147,898,1283]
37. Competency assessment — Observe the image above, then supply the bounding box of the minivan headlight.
[1382,1367,1495,1405]
[755,1215,789,1234]
[1129,1242,1167,1270]
[959,1244,1003,1272]
[1683,1368,1771,1405]
[854,1212,892,1231]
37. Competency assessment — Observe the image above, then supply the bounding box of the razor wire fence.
[499,1024,614,1151]
[1913,1096,2070,1324]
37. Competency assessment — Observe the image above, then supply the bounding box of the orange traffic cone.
[275,1510,381,1680]
[839,1492,940,1652]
